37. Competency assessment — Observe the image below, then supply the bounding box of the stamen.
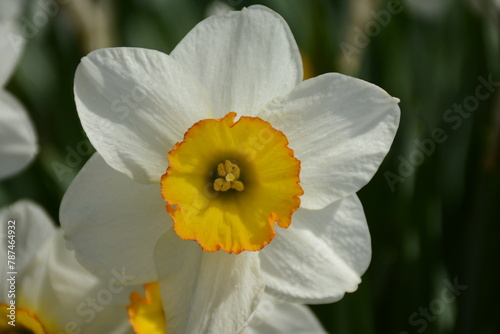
[214,160,244,192]
[214,178,231,191]
[217,163,227,177]
[231,180,244,191]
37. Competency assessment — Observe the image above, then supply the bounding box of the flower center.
[161,112,303,254]
[214,160,244,192]
[0,305,49,334]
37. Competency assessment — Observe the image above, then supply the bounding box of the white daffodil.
[0,200,136,333]
[126,282,326,334]
[61,5,400,334]
[0,4,38,180]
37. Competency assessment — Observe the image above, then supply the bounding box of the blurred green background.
[1,0,499,333]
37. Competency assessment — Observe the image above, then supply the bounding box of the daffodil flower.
[127,282,326,334]
[0,200,135,333]
[0,6,38,180]
[61,5,400,333]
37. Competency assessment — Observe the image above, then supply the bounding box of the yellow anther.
[231,166,240,180]
[224,160,233,173]
[217,163,227,177]
[214,178,231,191]
[231,180,244,191]
[214,160,244,192]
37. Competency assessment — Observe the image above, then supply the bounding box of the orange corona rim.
[161,112,303,254]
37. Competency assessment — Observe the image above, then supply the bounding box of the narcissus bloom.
[0,200,135,334]
[127,283,326,334]
[0,7,38,179]
[61,5,400,334]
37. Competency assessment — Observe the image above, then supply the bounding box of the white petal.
[15,232,62,323]
[74,47,212,184]
[24,230,134,332]
[0,21,25,86]
[154,229,264,334]
[0,200,134,332]
[171,5,302,118]
[0,201,71,329]
[47,233,136,334]
[245,294,326,334]
[259,195,371,304]
[46,231,100,305]
[60,153,171,285]
[261,73,400,209]
[0,90,37,179]
[13,225,135,332]
[0,0,25,21]
[47,230,133,307]
[0,200,55,280]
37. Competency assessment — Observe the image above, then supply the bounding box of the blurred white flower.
[0,0,25,21]
[61,5,399,334]
[0,4,37,180]
[404,0,452,20]
[0,200,136,333]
